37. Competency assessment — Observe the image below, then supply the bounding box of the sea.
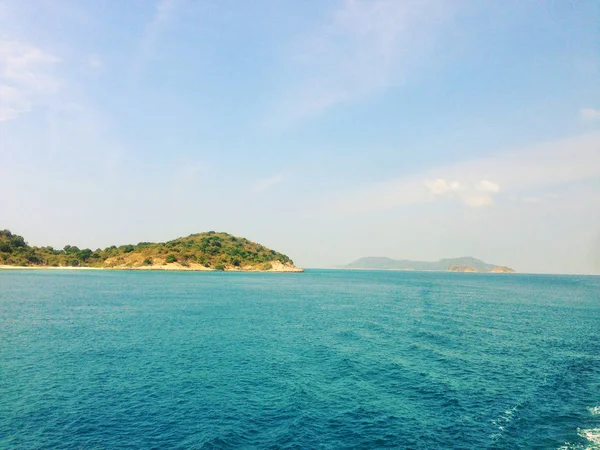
[1,270,599,449]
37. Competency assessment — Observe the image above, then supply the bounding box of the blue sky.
[1,0,599,273]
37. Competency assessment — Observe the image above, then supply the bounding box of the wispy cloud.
[322,133,600,216]
[581,107,600,121]
[0,84,28,121]
[133,0,179,75]
[270,0,452,124]
[0,40,61,121]
[252,173,285,194]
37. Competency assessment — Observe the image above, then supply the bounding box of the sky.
[1,0,599,274]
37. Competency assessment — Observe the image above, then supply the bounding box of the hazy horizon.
[1,1,599,274]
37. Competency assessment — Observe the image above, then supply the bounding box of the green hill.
[344,256,514,273]
[0,230,302,272]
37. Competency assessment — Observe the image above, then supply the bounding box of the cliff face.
[489,266,516,273]
[448,264,479,273]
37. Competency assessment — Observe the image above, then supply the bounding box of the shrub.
[77,249,93,261]
[142,258,152,266]
[10,235,27,248]
[214,263,225,271]
[27,253,42,264]
[165,254,177,263]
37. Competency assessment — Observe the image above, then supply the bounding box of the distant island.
[0,230,302,272]
[344,256,515,273]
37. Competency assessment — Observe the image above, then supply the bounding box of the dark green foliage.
[26,252,42,264]
[77,249,93,261]
[64,245,81,254]
[165,254,177,263]
[214,263,225,271]
[142,258,152,265]
[10,235,26,248]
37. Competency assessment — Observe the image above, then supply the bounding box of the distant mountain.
[344,256,514,273]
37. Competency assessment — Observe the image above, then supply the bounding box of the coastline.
[0,264,303,273]
[0,265,103,271]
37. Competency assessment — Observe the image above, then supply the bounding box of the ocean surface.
[1,270,599,449]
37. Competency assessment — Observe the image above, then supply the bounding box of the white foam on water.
[557,409,600,449]
[579,427,600,445]
[557,431,600,450]
[490,406,519,441]
[588,407,600,416]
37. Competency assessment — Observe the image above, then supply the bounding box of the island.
[344,256,515,273]
[0,230,302,272]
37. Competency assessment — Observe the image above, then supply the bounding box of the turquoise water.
[1,270,599,449]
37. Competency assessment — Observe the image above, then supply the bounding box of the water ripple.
[0,270,599,448]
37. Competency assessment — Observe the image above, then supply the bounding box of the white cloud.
[424,178,498,207]
[426,178,461,195]
[0,40,60,90]
[477,180,499,193]
[272,0,452,123]
[580,108,600,120]
[253,173,284,194]
[522,197,540,203]
[462,195,493,208]
[322,133,600,216]
[0,40,60,121]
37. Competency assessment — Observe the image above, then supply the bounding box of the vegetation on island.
[0,230,300,271]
